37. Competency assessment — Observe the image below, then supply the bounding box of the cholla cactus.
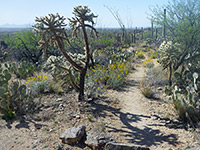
[34,6,97,100]
[158,41,181,86]
[34,13,67,51]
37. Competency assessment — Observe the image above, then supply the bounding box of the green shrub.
[88,62,130,88]
[26,74,49,94]
[143,58,154,69]
[136,50,145,59]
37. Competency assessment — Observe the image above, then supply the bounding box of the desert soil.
[0,60,200,150]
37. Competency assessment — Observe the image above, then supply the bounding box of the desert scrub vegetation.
[26,74,49,95]
[136,50,145,59]
[150,0,200,125]
[4,30,60,63]
[140,80,154,98]
[143,58,154,69]
[7,61,41,79]
[87,62,130,89]
[146,66,169,87]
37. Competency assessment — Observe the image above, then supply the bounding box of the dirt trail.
[0,62,199,150]
[102,64,198,150]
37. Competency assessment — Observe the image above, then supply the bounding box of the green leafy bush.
[26,74,49,95]
[87,62,130,93]
[136,50,145,59]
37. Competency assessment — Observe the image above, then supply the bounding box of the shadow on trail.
[5,117,47,130]
[90,97,180,147]
[117,80,139,92]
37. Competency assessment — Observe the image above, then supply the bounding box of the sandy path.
[102,64,197,150]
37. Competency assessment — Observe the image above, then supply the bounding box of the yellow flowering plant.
[136,50,146,59]
[26,74,49,95]
[86,62,130,94]
[143,58,154,68]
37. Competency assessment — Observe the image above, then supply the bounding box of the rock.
[141,44,148,48]
[35,108,55,121]
[35,124,42,129]
[85,130,115,150]
[76,115,80,119]
[157,87,162,91]
[172,118,179,123]
[56,98,63,102]
[151,114,160,120]
[60,125,86,144]
[104,142,150,150]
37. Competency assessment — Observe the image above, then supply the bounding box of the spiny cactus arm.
[85,24,98,37]
[53,33,84,71]
[35,14,84,71]
[72,25,82,37]
[68,69,80,91]
[54,64,80,91]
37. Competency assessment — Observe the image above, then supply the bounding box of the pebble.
[56,144,63,150]
[34,140,39,144]
[32,144,37,149]
[43,144,48,148]
[56,98,63,102]
[35,124,42,129]
[65,146,69,150]
[151,115,160,120]
[76,115,80,119]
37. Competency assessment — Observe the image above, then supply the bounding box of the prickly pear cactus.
[0,64,30,119]
[172,64,200,124]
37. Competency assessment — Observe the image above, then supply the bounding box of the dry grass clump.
[146,66,169,87]
[140,80,154,98]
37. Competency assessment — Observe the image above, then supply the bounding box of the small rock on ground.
[60,125,86,144]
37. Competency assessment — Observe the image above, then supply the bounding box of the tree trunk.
[169,63,172,86]
[78,68,87,101]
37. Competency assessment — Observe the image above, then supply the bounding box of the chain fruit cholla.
[34,6,98,100]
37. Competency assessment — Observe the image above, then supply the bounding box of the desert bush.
[136,50,145,59]
[4,30,60,64]
[140,80,154,98]
[143,58,154,69]
[94,46,133,66]
[146,66,169,87]
[87,62,130,91]
[26,73,63,95]
[26,74,48,94]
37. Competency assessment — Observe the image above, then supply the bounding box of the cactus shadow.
[90,97,181,148]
